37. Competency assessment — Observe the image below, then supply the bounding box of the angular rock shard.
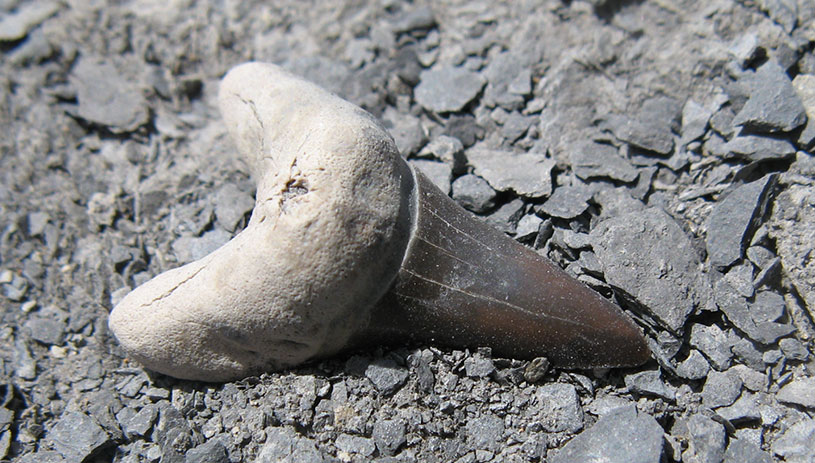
[108,62,650,381]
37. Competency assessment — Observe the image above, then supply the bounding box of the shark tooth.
[108,62,650,382]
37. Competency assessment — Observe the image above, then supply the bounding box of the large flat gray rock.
[415,66,485,113]
[466,149,556,198]
[550,406,664,463]
[706,175,777,270]
[591,207,710,332]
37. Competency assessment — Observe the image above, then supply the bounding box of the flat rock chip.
[0,1,59,41]
[624,370,674,401]
[676,350,710,380]
[713,279,795,344]
[792,74,815,147]
[534,383,584,433]
[539,185,593,219]
[681,100,714,144]
[706,174,777,270]
[46,412,112,462]
[452,174,496,213]
[185,440,229,463]
[70,57,149,132]
[364,358,409,396]
[409,159,452,195]
[702,370,743,408]
[722,135,796,162]
[466,149,556,198]
[777,377,815,409]
[415,66,486,113]
[771,418,815,463]
[591,207,709,332]
[770,184,815,318]
[258,426,327,462]
[607,114,674,155]
[681,415,726,463]
[214,184,254,233]
[732,61,806,133]
[465,414,505,453]
[725,438,772,463]
[550,406,664,463]
[570,141,639,182]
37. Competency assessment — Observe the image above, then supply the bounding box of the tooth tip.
[360,168,652,369]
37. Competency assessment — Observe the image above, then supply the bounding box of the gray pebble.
[724,438,772,463]
[409,159,452,195]
[716,392,760,424]
[570,141,639,183]
[258,426,327,463]
[702,370,743,408]
[70,57,149,132]
[779,338,809,361]
[534,383,584,433]
[732,61,806,133]
[23,316,65,346]
[728,33,761,67]
[335,434,375,457]
[731,338,765,371]
[714,279,794,345]
[123,404,159,439]
[706,174,777,270]
[185,440,229,463]
[214,184,254,233]
[464,354,495,378]
[465,149,555,198]
[483,52,527,110]
[689,324,733,370]
[771,418,815,463]
[27,211,49,237]
[724,262,755,298]
[452,174,497,213]
[550,405,663,463]
[415,66,485,113]
[466,414,505,452]
[777,377,815,409]
[172,228,232,264]
[484,198,525,234]
[539,186,592,219]
[680,415,726,463]
[372,419,406,456]
[46,412,112,462]
[514,213,542,241]
[384,108,427,157]
[591,208,708,332]
[365,358,409,396]
[501,112,533,143]
[607,114,674,155]
[444,115,485,147]
[0,1,59,41]
[758,0,797,33]
[422,135,466,174]
[391,6,436,34]
[624,369,675,401]
[523,357,550,384]
[16,451,66,463]
[723,135,796,162]
[676,350,710,380]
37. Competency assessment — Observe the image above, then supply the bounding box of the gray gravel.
[1,0,814,462]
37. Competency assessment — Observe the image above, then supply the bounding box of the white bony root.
[109,63,414,381]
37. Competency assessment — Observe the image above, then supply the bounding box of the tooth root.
[358,167,650,368]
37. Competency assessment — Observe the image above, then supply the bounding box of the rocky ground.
[1,0,815,461]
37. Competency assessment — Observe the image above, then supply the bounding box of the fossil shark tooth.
[108,62,650,382]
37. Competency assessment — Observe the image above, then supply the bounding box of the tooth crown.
[109,63,413,381]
